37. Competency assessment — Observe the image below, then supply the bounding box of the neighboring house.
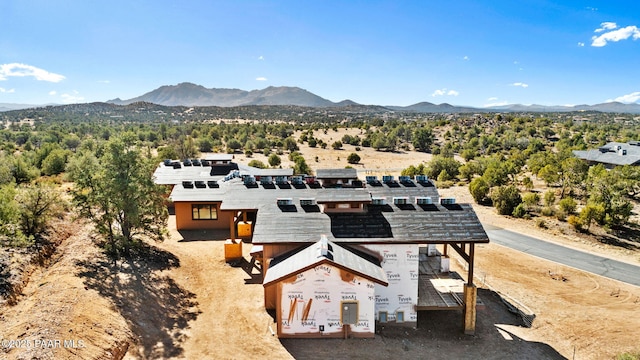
[573,141,640,169]
[154,161,489,337]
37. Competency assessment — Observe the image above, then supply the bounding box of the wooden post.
[229,214,236,240]
[463,284,477,335]
[468,243,475,286]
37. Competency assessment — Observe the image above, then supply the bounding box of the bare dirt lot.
[2,134,640,359]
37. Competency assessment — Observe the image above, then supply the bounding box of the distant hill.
[489,102,640,114]
[107,82,342,107]
[0,103,50,112]
[4,83,640,114]
[104,83,640,114]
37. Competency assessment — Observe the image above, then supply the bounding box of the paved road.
[485,227,640,287]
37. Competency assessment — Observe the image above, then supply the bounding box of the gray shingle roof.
[573,142,640,167]
[262,238,388,287]
[170,174,489,245]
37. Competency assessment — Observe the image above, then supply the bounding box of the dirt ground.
[2,132,640,359]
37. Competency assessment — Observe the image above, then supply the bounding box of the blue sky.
[1,0,639,107]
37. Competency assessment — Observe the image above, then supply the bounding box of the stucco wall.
[174,201,232,230]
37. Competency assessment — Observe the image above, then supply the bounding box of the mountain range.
[106,82,640,114]
[3,82,640,113]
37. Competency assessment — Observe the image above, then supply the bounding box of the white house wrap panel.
[363,244,420,323]
[278,263,377,337]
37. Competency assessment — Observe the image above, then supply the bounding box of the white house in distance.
[155,163,489,338]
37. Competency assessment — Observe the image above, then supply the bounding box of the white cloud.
[61,91,84,104]
[591,24,640,47]
[511,82,529,88]
[483,100,509,107]
[0,87,15,93]
[258,56,264,60]
[578,42,585,47]
[586,7,598,12]
[256,77,267,81]
[463,56,469,61]
[49,90,57,95]
[98,80,110,84]
[487,97,498,101]
[594,22,617,33]
[606,91,640,104]
[0,63,65,82]
[431,88,459,97]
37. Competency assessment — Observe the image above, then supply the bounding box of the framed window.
[192,204,218,220]
[396,311,404,323]
[350,203,360,209]
[379,311,388,323]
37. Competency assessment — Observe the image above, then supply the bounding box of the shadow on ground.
[177,229,231,242]
[279,289,566,360]
[77,244,201,359]
[595,223,640,250]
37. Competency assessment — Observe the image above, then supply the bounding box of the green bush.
[616,351,640,360]
[541,206,554,217]
[558,197,577,214]
[469,177,490,204]
[491,185,522,215]
[512,203,527,218]
[567,215,583,231]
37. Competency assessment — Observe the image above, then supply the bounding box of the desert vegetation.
[1,103,640,358]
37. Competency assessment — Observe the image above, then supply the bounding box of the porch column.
[463,243,476,334]
[229,213,236,239]
[463,284,477,335]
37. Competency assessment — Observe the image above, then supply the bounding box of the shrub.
[268,153,281,167]
[491,185,522,215]
[616,351,640,360]
[248,160,267,169]
[512,203,527,218]
[558,197,577,214]
[522,192,540,210]
[469,177,490,204]
[567,215,583,231]
[541,206,554,217]
[543,190,556,207]
[536,219,547,229]
[347,153,361,164]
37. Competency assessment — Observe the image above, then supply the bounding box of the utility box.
[440,255,450,273]
[224,239,243,262]
[238,222,252,238]
[427,244,438,256]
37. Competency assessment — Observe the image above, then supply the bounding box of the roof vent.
[276,198,294,206]
[371,197,387,205]
[182,181,194,189]
[415,196,432,205]
[440,197,456,205]
[320,235,329,257]
[300,198,316,206]
[393,196,409,205]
